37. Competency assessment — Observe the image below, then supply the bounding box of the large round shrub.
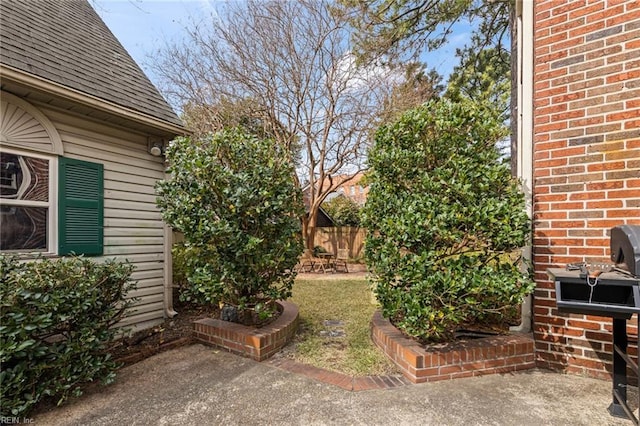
[362,98,534,343]
[156,128,303,324]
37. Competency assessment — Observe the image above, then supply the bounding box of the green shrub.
[362,98,534,343]
[172,241,189,291]
[313,245,328,256]
[322,195,361,227]
[156,128,303,324]
[0,255,136,416]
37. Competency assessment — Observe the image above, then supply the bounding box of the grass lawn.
[288,277,398,376]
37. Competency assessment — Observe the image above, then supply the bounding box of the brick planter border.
[193,301,299,361]
[371,310,536,383]
[114,337,194,366]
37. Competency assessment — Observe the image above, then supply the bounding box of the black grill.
[549,224,640,424]
[552,225,640,318]
[611,224,640,277]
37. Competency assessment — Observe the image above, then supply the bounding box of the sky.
[94,0,473,100]
[93,0,216,80]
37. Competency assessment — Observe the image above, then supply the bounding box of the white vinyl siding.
[42,106,169,331]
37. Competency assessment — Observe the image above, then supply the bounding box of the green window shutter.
[58,157,104,256]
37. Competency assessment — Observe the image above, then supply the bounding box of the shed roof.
[0,0,182,128]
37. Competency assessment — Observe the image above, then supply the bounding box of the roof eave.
[0,65,186,136]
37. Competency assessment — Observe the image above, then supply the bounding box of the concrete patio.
[33,344,635,425]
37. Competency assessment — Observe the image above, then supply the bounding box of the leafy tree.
[362,98,533,343]
[156,128,303,325]
[322,195,361,227]
[337,0,510,64]
[445,47,510,121]
[337,0,517,171]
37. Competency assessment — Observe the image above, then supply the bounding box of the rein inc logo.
[0,418,34,424]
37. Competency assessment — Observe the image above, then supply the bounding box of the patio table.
[315,252,335,273]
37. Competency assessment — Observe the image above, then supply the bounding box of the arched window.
[1,92,103,255]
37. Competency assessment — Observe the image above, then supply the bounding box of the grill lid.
[610,225,640,277]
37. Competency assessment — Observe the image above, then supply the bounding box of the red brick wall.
[532,0,640,379]
[371,312,535,383]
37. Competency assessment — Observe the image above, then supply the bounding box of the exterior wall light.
[148,138,164,157]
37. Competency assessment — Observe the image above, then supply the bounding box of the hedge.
[0,255,136,416]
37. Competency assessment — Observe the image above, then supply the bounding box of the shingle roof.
[0,0,183,128]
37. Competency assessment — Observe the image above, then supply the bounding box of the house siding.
[532,0,640,379]
[39,104,169,330]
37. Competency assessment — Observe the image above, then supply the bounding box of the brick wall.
[331,172,369,205]
[194,301,299,361]
[532,0,640,378]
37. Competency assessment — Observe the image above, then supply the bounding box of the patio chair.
[334,248,349,273]
[296,249,316,273]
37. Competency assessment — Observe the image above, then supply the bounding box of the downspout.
[162,145,178,318]
[162,163,178,318]
[163,222,178,318]
[511,0,534,333]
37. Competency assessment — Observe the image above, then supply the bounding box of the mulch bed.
[109,301,218,366]
[109,299,285,366]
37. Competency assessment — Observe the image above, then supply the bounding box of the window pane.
[0,152,49,201]
[0,206,47,251]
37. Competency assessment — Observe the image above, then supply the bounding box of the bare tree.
[152,0,397,249]
[380,61,443,124]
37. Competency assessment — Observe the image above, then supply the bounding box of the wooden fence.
[312,227,366,260]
